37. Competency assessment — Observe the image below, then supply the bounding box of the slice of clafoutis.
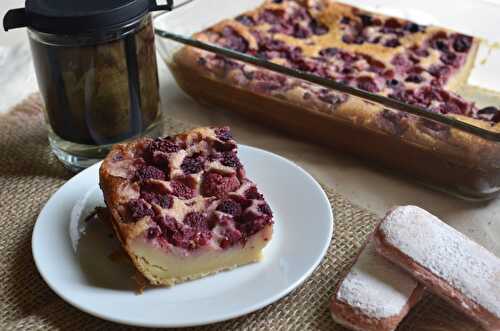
[99,127,274,286]
[374,206,500,331]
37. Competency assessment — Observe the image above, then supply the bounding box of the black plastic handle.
[3,8,27,31]
[149,0,174,11]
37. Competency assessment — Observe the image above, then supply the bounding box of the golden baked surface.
[182,0,500,127]
[99,127,274,285]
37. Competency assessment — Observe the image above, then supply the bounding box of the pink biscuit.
[330,239,424,331]
[374,206,500,331]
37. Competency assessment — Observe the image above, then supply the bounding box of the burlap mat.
[0,95,481,330]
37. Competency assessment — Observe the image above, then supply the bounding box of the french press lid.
[3,0,172,34]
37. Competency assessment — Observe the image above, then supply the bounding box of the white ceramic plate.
[32,145,334,328]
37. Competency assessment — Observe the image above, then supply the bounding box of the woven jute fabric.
[0,95,480,331]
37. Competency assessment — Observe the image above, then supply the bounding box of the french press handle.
[3,8,27,31]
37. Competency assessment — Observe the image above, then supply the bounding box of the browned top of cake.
[99,127,273,252]
[189,0,499,125]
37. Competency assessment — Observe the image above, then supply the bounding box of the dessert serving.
[330,239,424,331]
[99,127,274,286]
[163,0,500,199]
[374,206,500,331]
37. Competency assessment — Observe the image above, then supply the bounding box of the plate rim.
[32,144,334,328]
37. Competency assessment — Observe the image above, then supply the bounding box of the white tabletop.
[1,0,499,256]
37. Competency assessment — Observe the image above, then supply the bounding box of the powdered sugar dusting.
[382,206,500,318]
[336,240,419,318]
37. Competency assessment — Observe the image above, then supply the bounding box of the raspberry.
[405,75,423,83]
[238,212,273,237]
[140,191,173,209]
[135,165,165,182]
[384,18,402,29]
[217,199,243,217]
[244,186,263,200]
[181,155,204,175]
[201,172,240,198]
[146,226,161,239]
[292,24,311,39]
[157,214,211,250]
[127,199,154,220]
[357,76,380,93]
[319,47,338,57]
[453,34,472,53]
[183,212,209,232]
[219,229,243,249]
[221,151,241,168]
[404,22,424,33]
[358,14,372,26]
[260,9,285,25]
[170,181,195,199]
[156,215,179,233]
[215,127,232,141]
[258,203,273,217]
[384,39,401,48]
[220,27,249,53]
[235,15,255,26]
[148,137,180,154]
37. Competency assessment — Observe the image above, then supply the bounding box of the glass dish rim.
[153,2,500,142]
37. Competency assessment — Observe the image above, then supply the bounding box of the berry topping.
[340,17,350,24]
[453,34,473,53]
[319,47,338,57]
[156,215,211,250]
[140,190,173,209]
[217,199,243,217]
[148,137,180,154]
[357,76,380,93]
[405,74,424,83]
[221,151,242,168]
[258,203,273,217]
[135,165,166,182]
[309,19,329,35]
[383,18,402,29]
[260,9,284,24]
[220,27,249,53]
[183,212,209,231]
[128,199,154,220]
[215,127,233,141]
[181,155,204,175]
[235,15,255,26]
[244,186,263,200]
[219,228,243,249]
[201,172,241,198]
[440,52,458,66]
[359,14,373,26]
[404,22,424,33]
[384,38,401,48]
[147,226,161,239]
[387,79,400,87]
[318,89,344,105]
[238,212,273,237]
[292,24,311,39]
[170,181,195,199]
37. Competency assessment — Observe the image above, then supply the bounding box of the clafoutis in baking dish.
[158,0,500,200]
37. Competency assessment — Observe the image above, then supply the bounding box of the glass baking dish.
[154,0,500,200]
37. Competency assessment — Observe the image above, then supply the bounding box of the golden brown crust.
[373,223,500,331]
